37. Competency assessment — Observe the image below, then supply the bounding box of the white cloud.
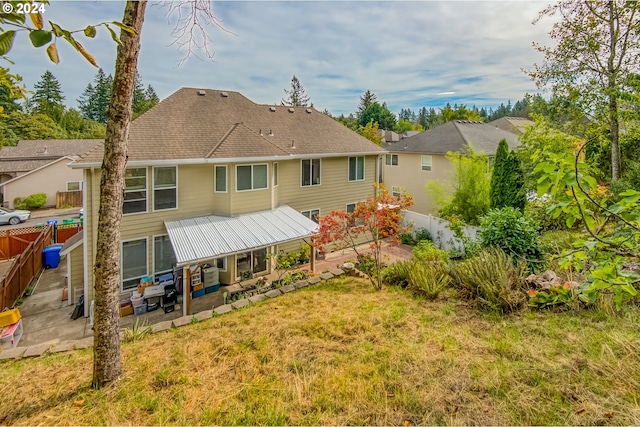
[8,1,556,116]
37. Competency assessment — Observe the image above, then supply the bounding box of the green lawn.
[1,276,639,425]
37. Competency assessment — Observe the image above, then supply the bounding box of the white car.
[0,208,31,225]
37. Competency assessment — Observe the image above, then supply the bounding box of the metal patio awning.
[164,205,318,267]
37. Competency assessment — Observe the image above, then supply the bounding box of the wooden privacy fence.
[56,223,83,244]
[56,190,83,208]
[0,223,82,261]
[0,225,52,310]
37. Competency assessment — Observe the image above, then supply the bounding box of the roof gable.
[0,139,102,159]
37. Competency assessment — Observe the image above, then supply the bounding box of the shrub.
[382,260,412,288]
[412,240,449,263]
[414,227,432,243]
[399,233,416,245]
[490,139,526,211]
[408,262,450,300]
[450,248,528,314]
[478,207,543,270]
[526,198,575,232]
[382,259,450,300]
[15,193,47,210]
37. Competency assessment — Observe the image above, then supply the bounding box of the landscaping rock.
[50,340,77,354]
[249,294,266,304]
[172,316,193,328]
[330,268,344,277]
[0,347,26,360]
[194,310,212,322]
[213,304,233,315]
[308,276,322,285]
[293,280,309,289]
[224,284,243,294]
[151,320,173,333]
[280,284,295,293]
[23,343,51,358]
[231,299,250,309]
[265,289,282,298]
[319,272,334,280]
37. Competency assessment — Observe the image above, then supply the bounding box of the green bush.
[478,207,543,270]
[399,233,416,245]
[526,198,576,232]
[450,248,528,314]
[382,259,450,300]
[412,241,449,263]
[16,193,47,210]
[414,227,432,243]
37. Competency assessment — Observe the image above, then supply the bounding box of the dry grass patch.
[1,276,639,425]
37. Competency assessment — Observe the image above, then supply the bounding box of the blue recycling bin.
[42,244,63,269]
[46,219,58,226]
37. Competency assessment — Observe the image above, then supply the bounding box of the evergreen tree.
[30,70,65,121]
[359,102,396,130]
[490,139,525,211]
[357,90,377,118]
[281,75,311,107]
[78,68,113,124]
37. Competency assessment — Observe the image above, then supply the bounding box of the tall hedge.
[490,139,525,211]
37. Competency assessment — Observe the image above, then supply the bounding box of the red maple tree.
[313,183,414,289]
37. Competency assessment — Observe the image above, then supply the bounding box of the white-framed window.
[348,156,365,181]
[236,247,268,279]
[121,238,148,291]
[153,166,177,211]
[301,208,320,223]
[385,154,398,166]
[66,181,82,191]
[392,186,402,197]
[301,159,321,186]
[215,165,227,193]
[236,164,268,191]
[421,155,432,171]
[273,162,278,187]
[123,167,147,214]
[346,202,364,227]
[153,235,176,281]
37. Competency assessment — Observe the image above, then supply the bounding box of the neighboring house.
[0,139,102,207]
[69,88,386,316]
[0,156,82,209]
[488,116,533,135]
[383,120,519,214]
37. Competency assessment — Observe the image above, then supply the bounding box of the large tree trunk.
[92,0,147,389]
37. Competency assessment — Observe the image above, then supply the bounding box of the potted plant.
[299,242,311,264]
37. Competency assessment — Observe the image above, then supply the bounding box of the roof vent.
[220,92,229,97]
[291,140,296,149]
[288,108,295,113]
[269,129,274,136]
[306,108,312,114]
[269,106,277,112]
[259,129,263,136]
[197,90,206,96]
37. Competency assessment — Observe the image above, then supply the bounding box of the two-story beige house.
[68,88,386,315]
[383,120,519,214]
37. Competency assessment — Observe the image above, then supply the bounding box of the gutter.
[69,151,387,169]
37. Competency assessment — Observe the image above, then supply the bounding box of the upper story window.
[123,167,147,214]
[348,156,365,181]
[385,154,398,166]
[421,155,432,171]
[301,159,321,186]
[237,164,268,191]
[153,166,177,211]
[215,165,227,193]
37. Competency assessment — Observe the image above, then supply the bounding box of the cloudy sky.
[7,1,556,116]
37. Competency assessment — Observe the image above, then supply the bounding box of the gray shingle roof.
[0,159,53,173]
[0,139,102,159]
[488,117,533,135]
[385,120,519,155]
[75,88,385,165]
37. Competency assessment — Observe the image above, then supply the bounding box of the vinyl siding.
[69,244,83,291]
[83,155,380,291]
[383,153,454,214]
